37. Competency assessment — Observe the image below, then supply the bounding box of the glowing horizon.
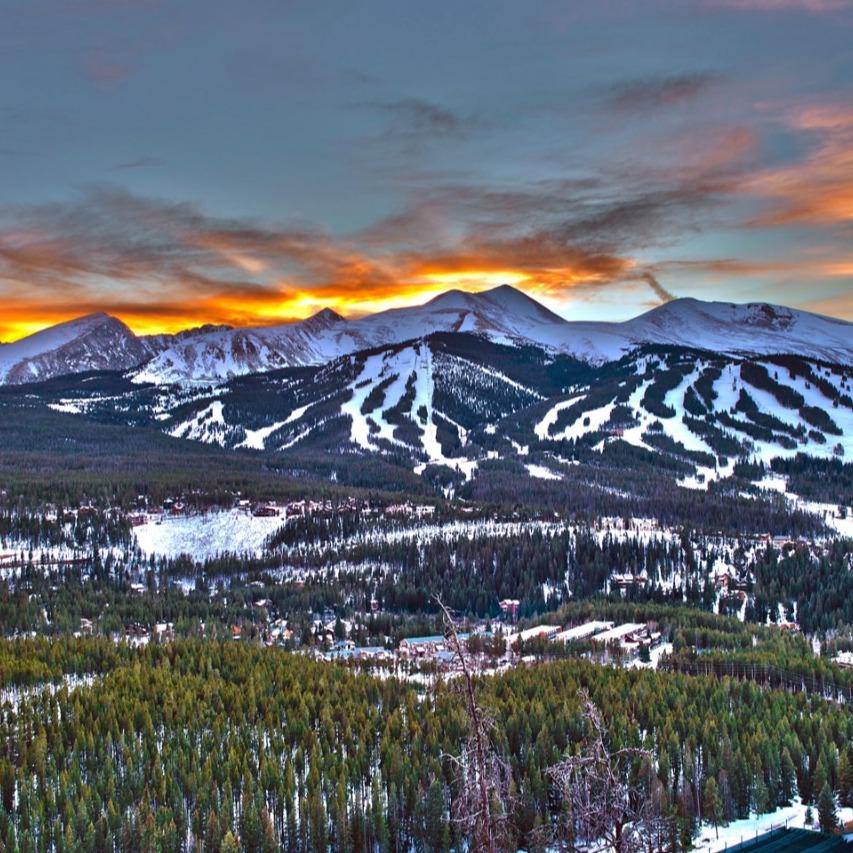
[1,1,852,342]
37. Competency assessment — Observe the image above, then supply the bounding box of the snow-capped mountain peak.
[0,312,156,385]
[302,307,345,331]
[620,297,852,363]
[2,287,850,387]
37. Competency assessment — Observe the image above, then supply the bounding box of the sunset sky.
[1,0,852,342]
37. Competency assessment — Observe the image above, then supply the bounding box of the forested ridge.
[0,639,850,851]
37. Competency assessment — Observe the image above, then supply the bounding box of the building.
[499,599,520,620]
[399,635,446,656]
[835,651,853,669]
[398,633,471,657]
[252,503,278,517]
[554,621,614,643]
[723,827,851,853]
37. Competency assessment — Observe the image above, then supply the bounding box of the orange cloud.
[0,187,644,341]
[748,105,853,226]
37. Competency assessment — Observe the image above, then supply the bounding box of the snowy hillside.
[27,328,848,520]
[159,336,545,480]
[618,298,853,364]
[529,349,852,489]
[0,313,166,385]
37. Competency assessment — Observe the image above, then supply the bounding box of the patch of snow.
[526,463,563,481]
[134,510,283,559]
[534,394,586,440]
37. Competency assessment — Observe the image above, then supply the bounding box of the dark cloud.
[606,73,721,111]
[0,186,402,327]
[361,168,735,259]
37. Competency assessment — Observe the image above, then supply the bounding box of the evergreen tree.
[220,831,240,853]
[817,783,838,833]
[414,781,449,853]
[703,778,723,839]
[837,748,853,808]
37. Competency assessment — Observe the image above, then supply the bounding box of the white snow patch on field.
[342,352,387,451]
[526,463,563,481]
[134,510,283,559]
[797,499,853,537]
[169,401,226,443]
[697,801,853,853]
[47,400,84,414]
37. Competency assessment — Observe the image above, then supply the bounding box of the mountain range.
[2,286,850,512]
[1,286,850,386]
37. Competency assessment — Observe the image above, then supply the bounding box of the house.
[154,623,174,641]
[713,569,733,590]
[554,621,614,644]
[499,599,520,620]
[384,502,436,518]
[512,625,560,644]
[835,651,853,669]
[353,646,392,662]
[611,573,648,590]
[252,503,278,517]
[399,635,451,656]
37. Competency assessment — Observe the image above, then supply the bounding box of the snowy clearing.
[134,510,283,558]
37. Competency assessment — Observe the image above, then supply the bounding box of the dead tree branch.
[436,596,512,853]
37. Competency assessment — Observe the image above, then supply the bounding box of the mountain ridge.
[1,287,850,386]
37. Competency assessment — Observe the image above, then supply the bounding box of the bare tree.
[436,596,513,853]
[548,693,660,853]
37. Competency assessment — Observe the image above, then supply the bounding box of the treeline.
[770,454,852,506]
[460,450,825,537]
[0,507,132,552]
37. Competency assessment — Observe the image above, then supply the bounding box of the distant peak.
[75,311,115,324]
[311,307,344,322]
[484,283,523,296]
[424,288,473,307]
[304,307,345,329]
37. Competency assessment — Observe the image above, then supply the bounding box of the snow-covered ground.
[0,673,98,711]
[133,510,284,558]
[169,401,227,444]
[628,642,672,669]
[237,419,289,450]
[695,801,853,853]
[526,463,563,481]
[534,394,585,440]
